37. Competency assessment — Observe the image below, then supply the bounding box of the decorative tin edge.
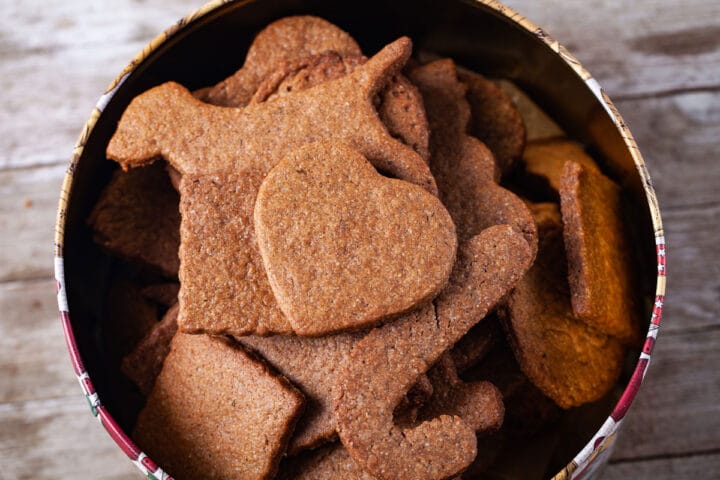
[53,1,667,479]
[476,1,666,479]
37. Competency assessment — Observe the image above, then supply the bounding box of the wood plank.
[505,0,720,97]
[0,279,79,404]
[0,0,201,170]
[0,397,140,479]
[604,452,720,479]
[0,165,65,282]
[661,205,720,333]
[611,328,720,460]
[615,91,720,211]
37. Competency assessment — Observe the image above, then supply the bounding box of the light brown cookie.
[521,138,600,198]
[559,161,642,346]
[502,202,625,408]
[121,303,178,396]
[254,142,456,336]
[335,225,533,480]
[88,162,180,277]
[139,282,179,308]
[134,333,304,480]
[419,353,504,434]
[107,37,436,195]
[199,15,362,107]
[457,69,526,175]
[178,171,292,336]
[409,59,537,254]
[251,51,430,162]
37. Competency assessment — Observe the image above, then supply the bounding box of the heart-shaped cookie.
[254,142,457,336]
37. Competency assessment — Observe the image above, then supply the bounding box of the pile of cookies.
[88,16,641,480]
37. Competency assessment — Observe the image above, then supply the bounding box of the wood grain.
[604,452,720,479]
[505,0,720,98]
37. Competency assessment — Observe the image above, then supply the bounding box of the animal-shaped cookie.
[559,161,642,346]
[409,59,537,252]
[335,225,533,480]
[254,142,456,336]
[502,202,625,408]
[199,16,362,107]
[107,37,436,195]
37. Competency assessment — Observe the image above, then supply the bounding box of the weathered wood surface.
[0,0,718,478]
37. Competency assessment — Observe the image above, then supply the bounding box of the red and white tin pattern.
[53,1,666,479]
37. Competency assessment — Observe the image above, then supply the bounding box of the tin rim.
[53,1,666,478]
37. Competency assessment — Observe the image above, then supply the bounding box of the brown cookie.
[521,138,600,198]
[120,303,178,396]
[457,68,526,175]
[559,161,642,346]
[108,37,436,195]
[493,79,564,142]
[238,332,364,453]
[254,142,456,336]
[450,316,501,374]
[394,374,434,427]
[102,279,159,363]
[240,331,433,453]
[279,443,375,480]
[139,282,179,308]
[409,59,537,253]
[178,171,292,336]
[419,353,504,434]
[88,162,180,277]
[251,51,430,162]
[199,15,362,107]
[134,333,304,480]
[335,225,533,480]
[502,202,625,408]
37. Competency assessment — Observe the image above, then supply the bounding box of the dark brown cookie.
[450,316,502,374]
[251,51,430,162]
[278,443,376,480]
[108,37,436,195]
[139,282,179,308]
[559,161,642,346]
[457,69,526,175]
[502,202,625,408]
[335,225,533,480]
[179,171,292,336]
[419,353,504,434]
[254,142,456,336]
[409,59,537,254]
[521,138,600,198]
[88,162,180,277]
[199,15,362,107]
[134,333,304,480]
[120,303,178,396]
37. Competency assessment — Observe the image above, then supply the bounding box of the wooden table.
[1,1,718,478]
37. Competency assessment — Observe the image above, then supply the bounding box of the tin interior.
[62,0,656,477]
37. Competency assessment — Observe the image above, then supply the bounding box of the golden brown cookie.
[87,162,180,277]
[409,59,537,253]
[521,138,600,198]
[335,225,533,480]
[559,161,642,346]
[121,303,178,396]
[251,51,430,162]
[134,333,304,480]
[457,69,526,175]
[199,15,362,107]
[254,142,456,336]
[178,171,292,336]
[107,37,436,195]
[502,202,625,408]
